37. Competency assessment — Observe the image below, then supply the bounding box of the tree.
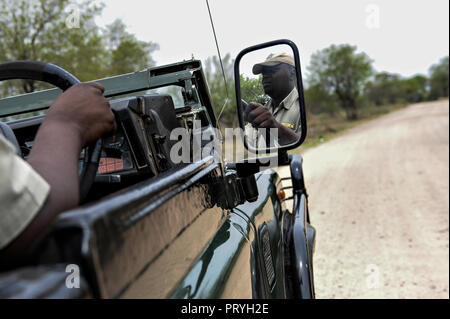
[106,19,159,75]
[308,44,373,120]
[0,0,159,98]
[400,75,427,103]
[304,83,339,115]
[428,56,449,100]
[239,74,267,105]
[204,53,236,127]
[0,0,103,95]
[364,72,404,106]
[364,72,428,106]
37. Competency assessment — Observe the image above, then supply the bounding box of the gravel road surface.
[279,100,449,298]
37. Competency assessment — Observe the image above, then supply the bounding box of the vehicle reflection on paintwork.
[220,212,254,298]
[80,159,220,298]
[92,183,216,297]
[170,170,281,298]
[121,204,225,298]
[170,216,252,298]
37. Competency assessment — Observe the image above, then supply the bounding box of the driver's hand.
[45,82,116,146]
[244,102,279,129]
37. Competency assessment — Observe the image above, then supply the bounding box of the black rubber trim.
[0,61,79,90]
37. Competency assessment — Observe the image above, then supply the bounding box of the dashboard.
[8,93,184,190]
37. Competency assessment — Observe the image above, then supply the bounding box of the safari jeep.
[0,40,316,299]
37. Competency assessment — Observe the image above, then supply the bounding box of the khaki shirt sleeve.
[0,135,50,249]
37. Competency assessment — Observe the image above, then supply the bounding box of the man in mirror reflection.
[244,52,301,148]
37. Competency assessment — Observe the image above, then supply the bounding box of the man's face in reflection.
[261,63,295,101]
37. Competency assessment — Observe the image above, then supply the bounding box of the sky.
[96,0,449,79]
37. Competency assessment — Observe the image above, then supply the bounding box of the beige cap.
[252,52,295,75]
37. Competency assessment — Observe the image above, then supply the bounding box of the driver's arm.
[0,82,115,266]
[244,102,299,145]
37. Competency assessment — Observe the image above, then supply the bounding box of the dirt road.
[280,100,449,298]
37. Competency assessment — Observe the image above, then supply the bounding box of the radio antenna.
[206,0,230,121]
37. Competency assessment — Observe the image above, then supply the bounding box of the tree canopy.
[0,0,159,98]
[428,56,449,100]
[308,44,374,120]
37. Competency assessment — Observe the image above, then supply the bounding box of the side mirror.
[234,39,307,154]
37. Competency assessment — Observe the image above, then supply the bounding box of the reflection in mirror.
[239,45,302,151]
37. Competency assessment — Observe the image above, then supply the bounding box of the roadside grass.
[291,102,409,153]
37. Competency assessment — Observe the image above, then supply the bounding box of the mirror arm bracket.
[227,150,290,178]
[289,153,307,196]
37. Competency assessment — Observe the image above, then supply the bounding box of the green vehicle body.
[0,58,315,299]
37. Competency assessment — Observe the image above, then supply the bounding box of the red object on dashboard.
[98,157,124,174]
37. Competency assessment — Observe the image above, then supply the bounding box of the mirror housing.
[234,39,307,154]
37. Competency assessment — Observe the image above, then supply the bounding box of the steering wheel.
[0,60,102,202]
